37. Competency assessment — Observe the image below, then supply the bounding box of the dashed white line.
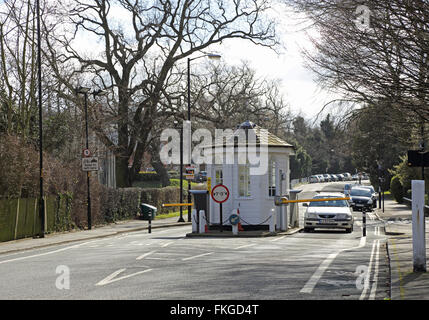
[136,251,156,260]
[181,252,213,261]
[234,244,257,250]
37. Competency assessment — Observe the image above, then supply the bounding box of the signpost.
[82,157,99,172]
[211,184,229,232]
[184,165,196,180]
[412,180,426,272]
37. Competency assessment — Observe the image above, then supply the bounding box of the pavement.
[377,197,429,300]
[0,216,191,256]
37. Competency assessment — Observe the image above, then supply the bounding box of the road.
[0,181,389,300]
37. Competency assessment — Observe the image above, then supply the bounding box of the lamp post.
[174,120,185,223]
[186,53,221,221]
[76,86,107,230]
[36,0,44,238]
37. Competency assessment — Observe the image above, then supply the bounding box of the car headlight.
[305,212,318,219]
[337,214,352,220]
[368,200,373,205]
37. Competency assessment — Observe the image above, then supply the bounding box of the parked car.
[336,174,345,181]
[352,174,359,181]
[349,187,374,211]
[316,174,325,183]
[330,174,339,182]
[343,173,352,181]
[195,171,207,182]
[303,192,354,233]
[357,185,378,208]
[323,174,332,182]
[309,175,320,183]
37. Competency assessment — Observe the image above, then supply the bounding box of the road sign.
[408,150,429,167]
[211,184,229,203]
[184,165,196,180]
[82,149,91,157]
[82,157,99,172]
[229,214,240,226]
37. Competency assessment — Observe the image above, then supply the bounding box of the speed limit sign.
[83,149,91,157]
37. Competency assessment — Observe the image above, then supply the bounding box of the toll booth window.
[215,166,223,185]
[268,159,276,197]
[238,164,251,197]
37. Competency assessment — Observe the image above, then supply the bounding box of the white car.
[303,192,354,233]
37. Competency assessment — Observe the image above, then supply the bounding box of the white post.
[199,210,206,234]
[412,180,426,272]
[269,208,276,233]
[232,224,238,235]
[192,209,197,233]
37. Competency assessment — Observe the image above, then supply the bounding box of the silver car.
[303,193,354,233]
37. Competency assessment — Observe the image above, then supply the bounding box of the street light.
[75,86,107,230]
[174,120,185,223]
[185,52,221,222]
[36,0,44,238]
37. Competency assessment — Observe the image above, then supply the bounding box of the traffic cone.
[237,208,244,231]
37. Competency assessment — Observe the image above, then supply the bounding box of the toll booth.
[189,190,209,229]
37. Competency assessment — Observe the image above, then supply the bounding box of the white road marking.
[136,251,156,260]
[359,240,377,300]
[300,236,366,294]
[234,244,256,250]
[0,240,100,265]
[145,257,176,261]
[369,240,381,300]
[162,242,174,247]
[95,268,152,286]
[270,235,286,242]
[182,252,213,261]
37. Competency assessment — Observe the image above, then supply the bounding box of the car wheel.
[304,227,312,233]
[346,227,353,233]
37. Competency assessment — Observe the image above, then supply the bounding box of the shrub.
[390,175,405,203]
[136,172,161,182]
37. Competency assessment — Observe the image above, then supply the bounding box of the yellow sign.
[207,177,212,192]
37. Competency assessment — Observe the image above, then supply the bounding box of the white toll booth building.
[204,121,296,232]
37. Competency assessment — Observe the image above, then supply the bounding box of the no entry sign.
[211,184,229,203]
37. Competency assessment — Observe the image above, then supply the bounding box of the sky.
[209,4,342,121]
[69,1,343,122]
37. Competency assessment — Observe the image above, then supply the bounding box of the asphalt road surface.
[0,181,389,300]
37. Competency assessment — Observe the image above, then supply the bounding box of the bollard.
[362,209,366,237]
[148,212,152,234]
[232,223,238,235]
[269,209,275,233]
[191,209,198,233]
[199,210,206,234]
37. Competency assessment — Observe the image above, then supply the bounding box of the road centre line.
[182,252,213,261]
[360,240,377,300]
[300,236,367,294]
[162,242,174,247]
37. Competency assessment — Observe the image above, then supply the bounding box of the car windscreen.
[350,189,372,197]
[309,197,349,207]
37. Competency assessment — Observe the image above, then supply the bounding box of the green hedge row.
[136,171,180,182]
[101,186,183,222]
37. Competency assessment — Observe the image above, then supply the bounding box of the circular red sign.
[211,184,230,203]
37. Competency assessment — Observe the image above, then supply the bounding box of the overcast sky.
[209,4,342,121]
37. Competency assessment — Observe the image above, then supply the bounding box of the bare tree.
[287,0,429,130]
[48,0,279,187]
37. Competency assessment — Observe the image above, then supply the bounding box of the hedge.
[390,175,405,203]
[101,186,183,221]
